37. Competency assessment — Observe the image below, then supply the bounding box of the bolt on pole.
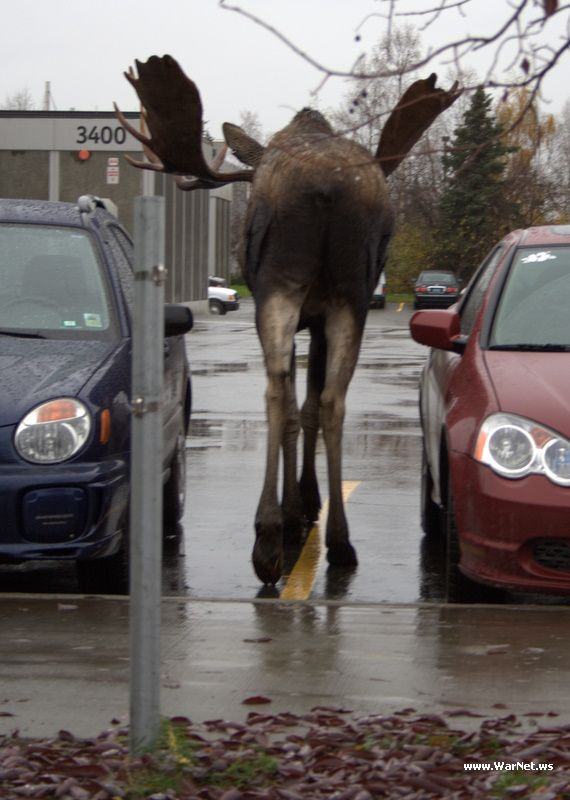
[129,196,166,754]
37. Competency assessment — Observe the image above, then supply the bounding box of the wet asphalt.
[177,299,427,603]
[3,299,570,739]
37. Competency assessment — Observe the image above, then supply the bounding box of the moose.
[116,55,459,585]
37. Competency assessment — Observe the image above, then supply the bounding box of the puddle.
[192,362,250,375]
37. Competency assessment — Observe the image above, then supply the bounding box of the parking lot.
[1,296,567,604]
[4,298,570,742]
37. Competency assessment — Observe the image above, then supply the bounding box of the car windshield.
[208,276,227,287]
[0,224,116,339]
[490,246,570,349]
[419,272,456,285]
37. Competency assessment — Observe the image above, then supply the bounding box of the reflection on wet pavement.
[4,595,570,738]
[175,303,429,603]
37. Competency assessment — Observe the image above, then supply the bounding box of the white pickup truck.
[208,276,240,315]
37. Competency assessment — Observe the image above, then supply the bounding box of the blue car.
[0,196,193,593]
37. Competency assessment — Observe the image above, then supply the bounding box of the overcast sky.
[2,0,568,138]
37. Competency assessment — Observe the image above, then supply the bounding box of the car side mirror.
[164,304,193,337]
[409,308,466,354]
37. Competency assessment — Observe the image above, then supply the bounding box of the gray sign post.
[129,196,166,753]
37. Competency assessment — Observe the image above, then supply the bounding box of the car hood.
[208,287,235,300]
[484,351,570,438]
[0,337,117,426]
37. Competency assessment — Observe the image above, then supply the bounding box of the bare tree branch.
[219,0,569,107]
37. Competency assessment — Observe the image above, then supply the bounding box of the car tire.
[209,299,226,315]
[421,446,440,538]
[163,427,186,526]
[444,477,505,604]
[444,480,477,602]
[413,300,420,310]
[76,514,129,595]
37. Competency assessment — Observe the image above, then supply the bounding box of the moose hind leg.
[299,327,326,524]
[281,346,305,546]
[321,307,364,568]
[253,295,302,584]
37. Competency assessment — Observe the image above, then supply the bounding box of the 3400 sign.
[76,125,127,146]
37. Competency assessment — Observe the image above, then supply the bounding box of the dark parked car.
[0,196,193,593]
[410,225,570,600]
[413,270,460,309]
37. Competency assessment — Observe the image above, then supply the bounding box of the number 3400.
[76,125,126,145]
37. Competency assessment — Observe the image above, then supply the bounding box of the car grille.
[532,539,570,572]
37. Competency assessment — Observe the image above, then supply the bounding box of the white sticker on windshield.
[84,313,102,328]
[521,251,557,263]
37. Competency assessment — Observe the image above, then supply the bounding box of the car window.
[418,272,457,285]
[459,246,504,335]
[106,225,134,313]
[0,223,117,338]
[490,246,570,347]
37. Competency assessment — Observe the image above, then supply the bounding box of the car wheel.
[76,514,129,595]
[421,446,440,538]
[413,300,420,310]
[444,480,476,602]
[209,299,226,315]
[163,427,186,526]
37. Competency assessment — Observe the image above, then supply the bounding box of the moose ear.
[222,122,266,168]
[376,74,461,177]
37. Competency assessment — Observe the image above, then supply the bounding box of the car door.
[422,246,506,500]
[104,224,181,468]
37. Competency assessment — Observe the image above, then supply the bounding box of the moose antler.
[376,74,462,177]
[114,55,254,187]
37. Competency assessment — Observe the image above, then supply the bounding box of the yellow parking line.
[397,301,405,313]
[280,481,360,600]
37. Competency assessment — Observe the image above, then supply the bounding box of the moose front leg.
[253,294,302,584]
[321,307,364,568]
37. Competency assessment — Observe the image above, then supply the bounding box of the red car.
[410,225,570,600]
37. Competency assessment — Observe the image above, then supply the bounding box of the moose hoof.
[252,537,283,585]
[327,541,358,568]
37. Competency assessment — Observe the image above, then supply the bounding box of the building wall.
[0,150,50,199]
[58,150,142,232]
[215,196,231,280]
[156,174,211,304]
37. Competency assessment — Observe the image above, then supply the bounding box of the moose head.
[117,55,460,585]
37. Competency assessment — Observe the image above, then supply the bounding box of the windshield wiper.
[489,343,570,352]
[0,329,47,339]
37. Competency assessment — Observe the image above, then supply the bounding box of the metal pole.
[129,196,166,753]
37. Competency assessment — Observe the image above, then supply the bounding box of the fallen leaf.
[242,695,272,705]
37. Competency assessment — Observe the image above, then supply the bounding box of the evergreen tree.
[434,87,515,280]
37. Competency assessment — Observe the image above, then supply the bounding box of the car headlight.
[474,413,570,486]
[15,398,92,464]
